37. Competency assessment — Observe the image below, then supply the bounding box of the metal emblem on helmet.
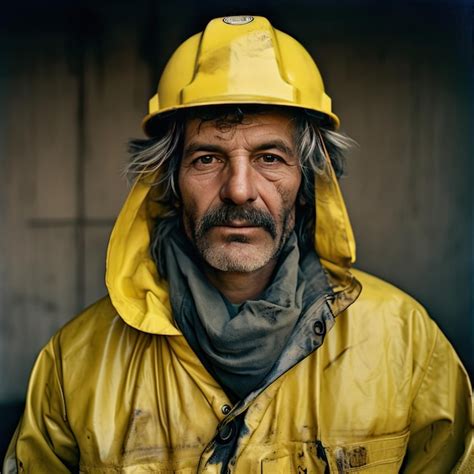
[223,16,254,25]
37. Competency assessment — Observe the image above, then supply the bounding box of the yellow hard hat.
[142,15,339,135]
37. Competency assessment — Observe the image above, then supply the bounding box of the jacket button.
[313,320,325,335]
[217,421,235,443]
[221,404,232,415]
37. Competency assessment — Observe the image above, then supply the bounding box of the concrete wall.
[0,0,472,452]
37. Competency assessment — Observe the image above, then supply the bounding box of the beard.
[184,203,295,272]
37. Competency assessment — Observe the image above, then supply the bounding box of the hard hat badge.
[223,16,254,25]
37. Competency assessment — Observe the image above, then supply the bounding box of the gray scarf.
[162,231,330,401]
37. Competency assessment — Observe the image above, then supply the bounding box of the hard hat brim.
[142,101,340,137]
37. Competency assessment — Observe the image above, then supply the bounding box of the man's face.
[178,111,301,273]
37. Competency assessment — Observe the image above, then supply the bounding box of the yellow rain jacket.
[4,164,473,473]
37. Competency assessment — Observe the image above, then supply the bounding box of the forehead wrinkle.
[184,113,297,156]
[253,140,294,157]
[183,142,227,156]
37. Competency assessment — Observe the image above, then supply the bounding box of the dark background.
[0,0,472,461]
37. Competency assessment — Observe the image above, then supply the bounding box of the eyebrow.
[183,140,295,157]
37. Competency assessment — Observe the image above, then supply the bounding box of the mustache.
[196,204,277,239]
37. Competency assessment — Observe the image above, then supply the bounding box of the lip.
[216,221,260,228]
[221,223,259,228]
[212,224,262,234]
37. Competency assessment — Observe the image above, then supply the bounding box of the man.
[4,15,472,473]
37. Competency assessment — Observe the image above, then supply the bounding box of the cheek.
[178,178,196,236]
[273,179,300,231]
[179,170,217,210]
[275,176,301,211]
[179,171,200,215]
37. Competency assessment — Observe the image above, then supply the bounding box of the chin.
[202,244,275,273]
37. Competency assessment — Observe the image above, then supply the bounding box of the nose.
[220,159,258,205]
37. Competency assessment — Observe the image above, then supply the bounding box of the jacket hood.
[106,161,361,335]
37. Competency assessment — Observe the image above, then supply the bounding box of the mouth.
[211,223,265,240]
[218,221,260,228]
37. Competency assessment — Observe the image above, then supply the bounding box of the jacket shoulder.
[351,268,430,320]
[340,268,441,380]
[52,295,136,359]
[60,295,117,332]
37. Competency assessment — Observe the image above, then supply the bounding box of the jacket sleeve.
[402,321,473,474]
[2,337,79,473]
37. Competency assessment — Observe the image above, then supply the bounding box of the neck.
[203,260,277,304]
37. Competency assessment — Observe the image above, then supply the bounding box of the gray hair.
[126,106,354,270]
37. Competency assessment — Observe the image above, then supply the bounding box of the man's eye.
[194,155,217,165]
[259,154,283,164]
